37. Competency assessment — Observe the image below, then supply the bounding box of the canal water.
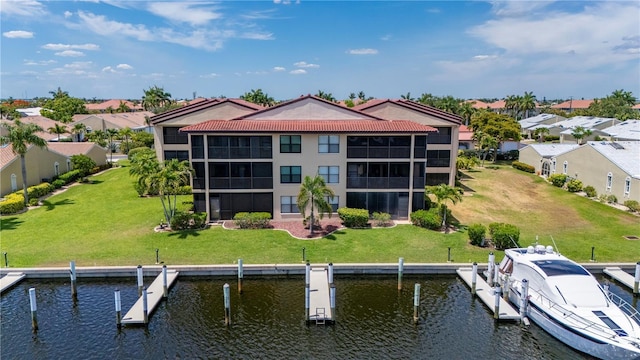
[1,274,635,359]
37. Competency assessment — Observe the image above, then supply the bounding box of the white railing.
[606,291,640,327]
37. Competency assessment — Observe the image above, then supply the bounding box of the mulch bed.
[223,218,347,239]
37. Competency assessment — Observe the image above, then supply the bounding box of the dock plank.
[457,267,520,321]
[604,267,636,291]
[0,272,25,294]
[308,267,333,322]
[122,270,179,324]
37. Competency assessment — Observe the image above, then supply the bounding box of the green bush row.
[0,193,25,214]
[467,223,486,246]
[410,208,442,230]
[57,169,82,184]
[566,179,583,193]
[233,212,272,229]
[624,200,639,213]
[337,207,369,228]
[170,211,207,230]
[489,222,520,250]
[512,161,535,173]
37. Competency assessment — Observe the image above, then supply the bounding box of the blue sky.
[1,1,639,102]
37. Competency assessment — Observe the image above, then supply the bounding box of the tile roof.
[459,125,474,141]
[466,100,491,109]
[354,98,463,124]
[47,142,103,156]
[586,141,640,178]
[1,116,64,141]
[0,144,18,168]
[600,119,640,141]
[488,100,506,109]
[150,98,263,124]
[72,111,154,129]
[550,99,593,109]
[181,119,437,133]
[85,99,142,111]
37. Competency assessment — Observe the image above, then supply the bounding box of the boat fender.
[522,317,530,326]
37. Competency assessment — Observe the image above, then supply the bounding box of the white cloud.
[473,55,498,61]
[290,69,306,75]
[116,64,133,70]
[380,35,392,41]
[147,3,222,26]
[102,66,116,73]
[294,61,319,68]
[273,66,286,72]
[348,48,378,55]
[0,0,46,17]
[64,62,92,69]
[200,73,220,78]
[3,30,34,39]
[77,11,154,41]
[55,50,85,57]
[42,43,100,51]
[24,59,56,66]
[64,11,72,18]
[490,1,550,17]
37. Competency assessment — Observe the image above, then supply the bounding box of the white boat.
[498,245,640,360]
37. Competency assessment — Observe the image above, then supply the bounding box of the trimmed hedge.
[233,212,272,229]
[584,185,597,198]
[468,223,486,246]
[0,193,25,214]
[566,179,583,193]
[28,183,54,199]
[337,207,369,228]
[410,208,442,230]
[548,174,567,187]
[512,161,535,173]
[58,170,82,184]
[170,211,207,230]
[489,222,520,250]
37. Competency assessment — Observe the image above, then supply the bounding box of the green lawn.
[1,163,638,267]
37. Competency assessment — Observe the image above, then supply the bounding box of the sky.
[1,1,639,102]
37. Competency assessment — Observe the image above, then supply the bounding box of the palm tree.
[106,128,119,163]
[142,85,172,113]
[48,123,68,142]
[240,89,275,107]
[297,175,335,236]
[458,101,476,126]
[315,90,336,102]
[118,127,134,154]
[0,120,48,206]
[425,184,463,233]
[533,127,550,143]
[117,101,130,113]
[519,91,537,119]
[129,149,161,195]
[400,92,414,101]
[87,129,107,147]
[153,159,193,226]
[571,126,592,144]
[71,123,86,142]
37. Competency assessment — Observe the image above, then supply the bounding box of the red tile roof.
[488,100,506,109]
[150,98,263,124]
[354,99,463,125]
[458,125,474,141]
[0,144,18,168]
[85,99,142,111]
[466,100,490,109]
[181,119,437,133]
[47,142,102,156]
[550,99,593,109]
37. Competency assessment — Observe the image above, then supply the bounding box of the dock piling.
[305,262,310,321]
[634,262,639,296]
[328,263,334,285]
[238,259,243,294]
[471,262,477,295]
[3,252,7,267]
[330,286,336,319]
[413,283,420,324]
[114,289,122,328]
[29,287,38,331]
[162,265,168,298]
[447,247,451,262]
[142,287,148,325]
[520,279,529,321]
[70,260,77,301]
[155,248,159,265]
[398,257,404,291]
[487,252,495,287]
[223,283,231,326]
[493,285,501,320]
[493,262,499,286]
[136,265,143,297]
[502,275,510,300]
[590,246,595,262]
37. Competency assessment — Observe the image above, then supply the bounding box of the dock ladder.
[315,308,326,325]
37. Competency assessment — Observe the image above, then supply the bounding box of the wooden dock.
[604,267,636,291]
[121,269,179,325]
[456,267,520,321]
[0,272,25,294]
[308,267,333,323]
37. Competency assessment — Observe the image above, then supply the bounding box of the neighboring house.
[466,100,491,109]
[488,100,506,113]
[71,111,155,134]
[16,107,43,117]
[170,95,460,222]
[519,113,566,139]
[554,116,619,143]
[150,98,264,163]
[554,141,640,203]
[600,119,640,141]
[550,99,593,113]
[85,99,142,113]
[458,125,474,150]
[518,143,580,176]
[0,142,107,197]
[0,116,69,142]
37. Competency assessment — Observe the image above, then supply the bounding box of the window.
[426,150,451,167]
[11,174,17,192]
[164,150,189,162]
[552,159,557,173]
[191,135,204,159]
[54,162,60,176]
[280,166,301,183]
[162,127,188,144]
[426,173,450,186]
[606,172,613,190]
[563,161,568,175]
[428,127,452,144]
[319,135,339,153]
[66,159,71,172]
[280,135,301,153]
[318,166,339,183]
[326,196,339,212]
[624,177,631,195]
[192,162,205,189]
[281,196,299,213]
[207,136,271,159]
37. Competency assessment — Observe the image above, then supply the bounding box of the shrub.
[337,207,369,228]
[410,208,442,230]
[170,211,207,230]
[566,179,583,193]
[28,183,54,199]
[598,194,608,203]
[548,174,567,187]
[467,223,486,246]
[512,161,535,173]
[607,194,618,204]
[52,179,66,189]
[489,222,520,250]
[0,194,25,214]
[233,212,271,229]
[624,200,640,213]
[543,135,560,142]
[58,170,82,184]
[169,185,192,195]
[128,147,152,160]
[584,185,597,198]
[28,198,39,206]
[372,212,392,227]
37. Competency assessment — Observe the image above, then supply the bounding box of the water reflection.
[2,274,631,359]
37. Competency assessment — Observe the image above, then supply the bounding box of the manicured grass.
[1,163,638,267]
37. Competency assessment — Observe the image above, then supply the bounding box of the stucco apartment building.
[152,95,461,222]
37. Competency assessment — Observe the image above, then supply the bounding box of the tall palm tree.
[142,85,172,113]
[118,127,134,154]
[0,120,48,205]
[129,149,161,195]
[425,184,463,232]
[71,123,87,142]
[571,126,593,144]
[458,101,476,126]
[533,127,549,143]
[87,129,107,147]
[240,89,275,107]
[117,101,130,113]
[519,91,537,119]
[297,175,335,236]
[48,123,68,142]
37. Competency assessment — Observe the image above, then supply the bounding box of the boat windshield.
[532,260,589,277]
